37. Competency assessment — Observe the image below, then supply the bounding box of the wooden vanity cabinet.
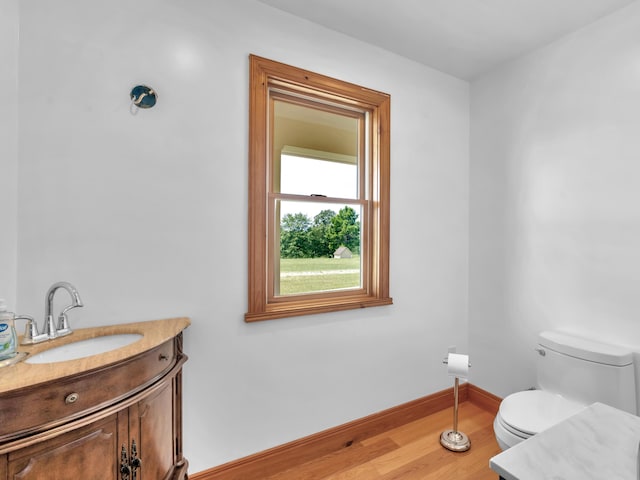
[0,334,188,480]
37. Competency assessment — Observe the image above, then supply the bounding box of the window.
[246,55,392,321]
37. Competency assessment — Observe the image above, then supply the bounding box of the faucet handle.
[57,313,72,337]
[56,303,82,337]
[15,315,48,345]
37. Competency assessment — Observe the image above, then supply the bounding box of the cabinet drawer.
[0,339,176,441]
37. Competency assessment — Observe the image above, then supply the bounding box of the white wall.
[16,0,469,472]
[469,2,640,398]
[12,0,640,472]
[0,0,18,306]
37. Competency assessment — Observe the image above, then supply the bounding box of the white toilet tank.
[536,331,636,414]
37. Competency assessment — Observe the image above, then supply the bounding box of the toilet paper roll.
[446,353,469,379]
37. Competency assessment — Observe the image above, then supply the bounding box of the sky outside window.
[280,154,357,219]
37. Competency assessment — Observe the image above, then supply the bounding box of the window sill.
[245,296,393,322]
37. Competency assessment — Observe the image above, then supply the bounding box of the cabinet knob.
[65,392,80,404]
[159,353,169,361]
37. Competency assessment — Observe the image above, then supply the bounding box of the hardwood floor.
[265,402,501,479]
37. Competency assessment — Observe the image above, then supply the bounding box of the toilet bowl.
[493,390,585,450]
[493,331,636,451]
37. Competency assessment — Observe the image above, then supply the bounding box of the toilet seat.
[499,390,585,435]
[494,390,586,449]
[496,413,531,439]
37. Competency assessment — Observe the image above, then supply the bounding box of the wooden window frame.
[246,55,392,322]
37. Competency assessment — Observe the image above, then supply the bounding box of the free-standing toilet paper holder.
[440,354,471,452]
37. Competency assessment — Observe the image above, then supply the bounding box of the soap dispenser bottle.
[0,299,18,360]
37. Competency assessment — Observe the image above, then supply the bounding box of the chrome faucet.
[45,281,83,338]
[20,281,83,345]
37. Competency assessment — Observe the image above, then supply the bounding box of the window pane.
[272,99,360,197]
[280,153,358,198]
[277,200,362,296]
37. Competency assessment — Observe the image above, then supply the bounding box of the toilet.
[493,330,636,451]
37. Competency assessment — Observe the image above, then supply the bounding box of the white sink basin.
[25,333,143,364]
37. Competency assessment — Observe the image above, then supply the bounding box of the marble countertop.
[490,402,640,479]
[0,317,190,393]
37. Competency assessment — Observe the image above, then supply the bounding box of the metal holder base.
[440,429,470,452]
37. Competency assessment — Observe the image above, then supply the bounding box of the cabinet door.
[135,378,176,480]
[7,414,120,480]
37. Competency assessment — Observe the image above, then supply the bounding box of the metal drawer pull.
[65,392,79,404]
[121,440,142,480]
[159,353,170,361]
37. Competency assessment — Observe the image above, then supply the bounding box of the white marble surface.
[490,402,640,480]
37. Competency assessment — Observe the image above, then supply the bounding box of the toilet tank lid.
[539,331,633,366]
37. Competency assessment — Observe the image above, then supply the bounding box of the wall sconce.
[130,85,157,114]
